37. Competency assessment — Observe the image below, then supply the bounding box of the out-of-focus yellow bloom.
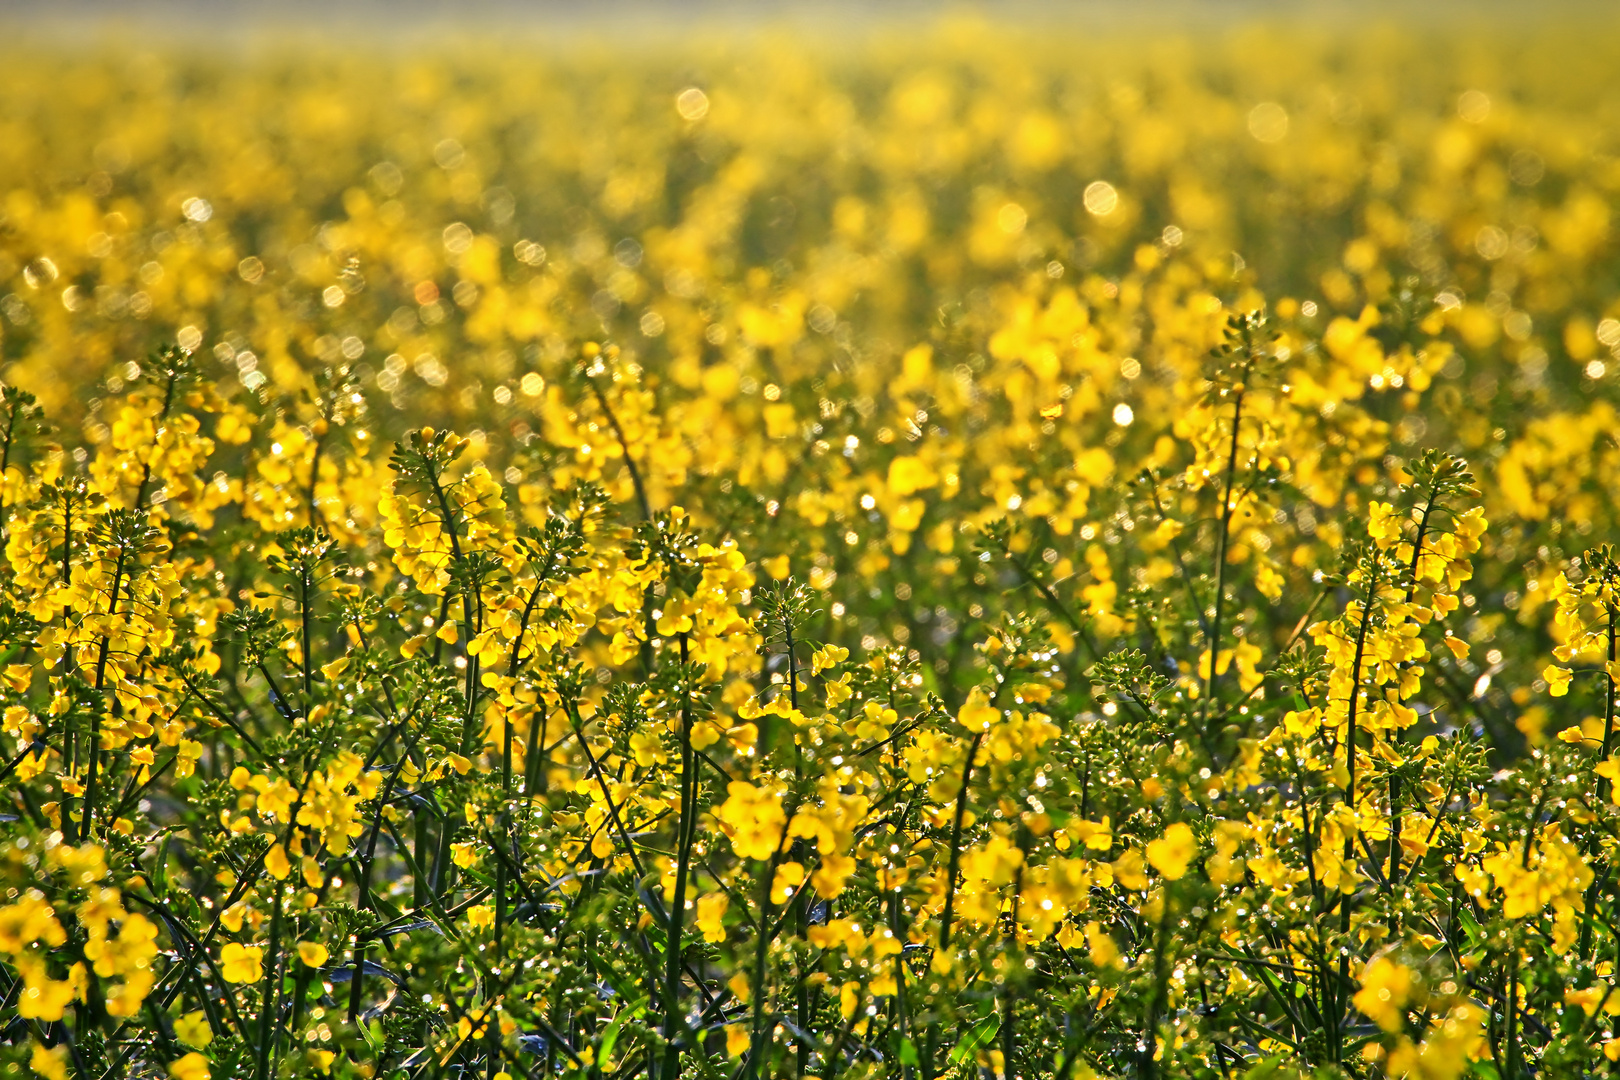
[175,1011,212,1048]
[1146,823,1197,881]
[219,943,263,984]
[168,1053,211,1080]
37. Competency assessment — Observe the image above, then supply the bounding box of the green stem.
[255,875,286,1080]
[0,398,17,547]
[1142,883,1174,1080]
[1340,560,1381,936]
[80,531,131,844]
[745,850,777,1080]
[588,377,653,524]
[1387,491,1439,891]
[660,633,696,1080]
[299,571,313,700]
[937,730,986,952]
[1579,600,1617,961]
[1601,603,1617,784]
[1504,950,1519,1079]
[1202,381,1247,743]
[307,428,327,529]
[131,368,180,515]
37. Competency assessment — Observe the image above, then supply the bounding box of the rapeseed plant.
[3,14,1620,1080]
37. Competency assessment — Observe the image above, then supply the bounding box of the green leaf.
[1457,906,1485,949]
[598,1012,626,1063]
[949,1013,1000,1066]
[1239,1055,1285,1079]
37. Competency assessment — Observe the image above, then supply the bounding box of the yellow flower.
[1597,758,1620,800]
[957,687,998,732]
[174,1010,212,1048]
[1353,956,1414,1032]
[886,456,937,496]
[219,943,263,984]
[1085,922,1122,969]
[1385,1001,1484,1078]
[264,843,291,881]
[1111,849,1147,891]
[0,893,66,953]
[297,941,329,968]
[628,729,666,768]
[30,1043,69,1080]
[839,981,861,1019]
[1545,664,1573,697]
[1367,501,1403,549]
[168,1052,211,1080]
[218,903,248,933]
[770,862,806,904]
[16,963,75,1022]
[810,853,856,899]
[1146,822,1197,881]
[810,643,849,675]
[717,782,786,861]
[695,893,729,943]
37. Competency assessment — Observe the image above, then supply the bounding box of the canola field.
[4,14,1620,1080]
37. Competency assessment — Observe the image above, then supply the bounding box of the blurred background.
[2,0,1619,741]
[2,1,1619,457]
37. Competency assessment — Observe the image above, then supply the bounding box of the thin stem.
[588,377,653,524]
[1580,599,1618,961]
[1202,381,1247,741]
[565,697,654,887]
[299,570,314,700]
[745,849,777,1080]
[1142,881,1174,1080]
[81,531,132,844]
[425,458,465,565]
[937,730,986,952]
[588,377,657,677]
[1603,603,1618,779]
[1387,489,1439,890]
[1339,561,1381,953]
[132,368,180,514]
[1149,485,1210,638]
[660,633,696,1080]
[1504,949,1520,1079]
[60,486,78,682]
[254,881,286,1080]
[0,398,17,546]
[307,428,327,529]
[998,541,1101,663]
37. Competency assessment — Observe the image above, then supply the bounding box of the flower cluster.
[4,16,1620,1080]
